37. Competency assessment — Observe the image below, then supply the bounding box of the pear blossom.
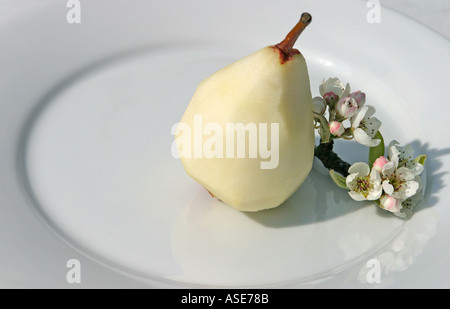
[349,91,366,107]
[373,156,389,174]
[375,143,425,217]
[313,77,428,218]
[336,96,358,118]
[346,162,382,201]
[388,140,424,176]
[351,105,382,147]
[374,141,425,216]
[381,157,419,202]
[379,175,424,218]
[319,77,351,100]
[329,121,345,136]
[312,96,326,114]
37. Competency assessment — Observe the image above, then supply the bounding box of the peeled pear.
[176,13,314,211]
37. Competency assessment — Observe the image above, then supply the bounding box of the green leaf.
[368,131,385,167]
[329,170,349,189]
[414,154,427,166]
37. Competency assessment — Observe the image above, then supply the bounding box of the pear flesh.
[177,45,314,212]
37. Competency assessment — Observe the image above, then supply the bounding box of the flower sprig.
[313,77,381,146]
[313,77,427,218]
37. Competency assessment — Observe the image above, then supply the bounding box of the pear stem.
[275,12,312,56]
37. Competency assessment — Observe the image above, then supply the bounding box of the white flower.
[329,121,345,136]
[312,96,326,114]
[346,162,382,201]
[382,176,423,218]
[336,96,358,118]
[351,105,382,147]
[319,77,351,99]
[388,141,424,176]
[381,159,419,201]
[378,141,425,217]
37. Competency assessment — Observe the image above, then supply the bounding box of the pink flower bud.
[323,91,339,106]
[336,97,358,118]
[329,121,345,136]
[312,97,326,114]
[372,156,389,174]
[380,195,401,213]
[350,91,366,107]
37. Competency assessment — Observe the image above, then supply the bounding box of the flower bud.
[350,91,366,107]
[323,91,339,107]
[312,96,326,114]
[329,121,345,136]
[336,97,358,118]
[380,195,401,213]
[372,156,389,174]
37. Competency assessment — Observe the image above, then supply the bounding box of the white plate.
[1,0,449,288]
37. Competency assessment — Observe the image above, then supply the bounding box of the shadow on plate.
[408,140,450,213]
[245,139,449,227]
[244,169,371,228]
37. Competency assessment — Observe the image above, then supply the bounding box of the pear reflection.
[169,168,405,286]
[169,186,317,286]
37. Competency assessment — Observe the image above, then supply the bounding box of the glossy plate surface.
[1,0,449,288]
